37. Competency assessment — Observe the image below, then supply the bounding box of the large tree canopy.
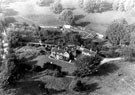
[112,0,135,11]
[59,9,74,25]
[82,0,112,13]
[37,0,54,6]
[106,19,130,46]
[50,1,63,14]
[73,55,102,77]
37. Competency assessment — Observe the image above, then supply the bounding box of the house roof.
[82,48,91,53]
[51,47,66,54]
[63,25,71,29]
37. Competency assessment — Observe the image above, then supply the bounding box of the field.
[3,0,135,34]
[3,0,135,95]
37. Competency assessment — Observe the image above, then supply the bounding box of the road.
[101,57,124,65]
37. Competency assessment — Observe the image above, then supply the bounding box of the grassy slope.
[6,0,135,34]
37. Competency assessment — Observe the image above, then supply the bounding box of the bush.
[43,62,61,71]
[32,65,42,72]
[72,80,94,93]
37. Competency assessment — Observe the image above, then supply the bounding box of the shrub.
[43,62,61,71]
[32,65,42,72]
[72,80,95,93]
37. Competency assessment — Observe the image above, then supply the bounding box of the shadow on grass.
[72,14,90,27]
[83,83,100,93]
[27,60,38,66]
[12,80,66,95]
[94,63,119,76]
[4,9,18,16]
[74,15,85,22]
[5,17,17,25]
[12,81,48,95]
[73,21,90,27]
[48,89,66,95]
[73,82,100,93]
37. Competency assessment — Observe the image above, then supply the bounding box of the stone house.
[50,47,70,61]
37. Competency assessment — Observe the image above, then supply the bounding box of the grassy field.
[32,55,76,74]
[3,1,135,95]
[4,0,135,35]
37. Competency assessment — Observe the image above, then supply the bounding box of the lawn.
[32,55,76,74]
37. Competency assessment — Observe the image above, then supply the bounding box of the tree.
[78,0,84,8]
[130,32,135,45]
[69,34,83,46]
[0,14,6,26]
[73,80,86,92]
[7,28,20,48]
[0,51,16,88]
[83,0,112,13]
[119,45,135,61]
[118,3,125,11]
[83,0,99,13]
[112,1,119,10]
[50,1,63,14]
[106,19,130,46]
[73,55,102,77]
[59,9,74,25]
[7,23,40,48]
[98,1,112,12]
[112,0,135,12]
[37,0,54,7]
